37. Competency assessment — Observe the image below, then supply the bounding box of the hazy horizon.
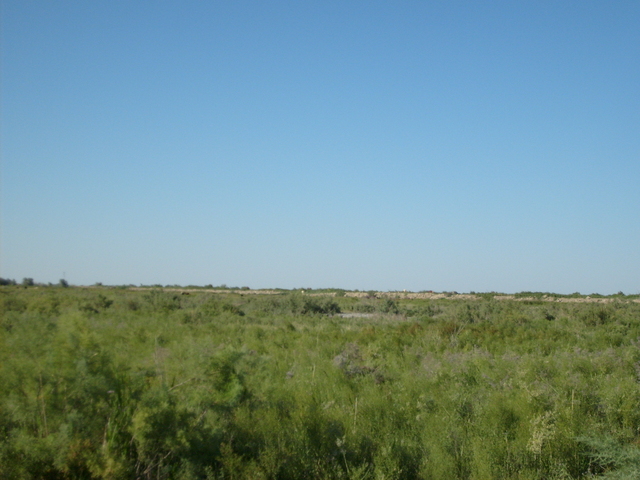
[1,280,634,298]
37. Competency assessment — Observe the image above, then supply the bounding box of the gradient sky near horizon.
[2,1,639,294]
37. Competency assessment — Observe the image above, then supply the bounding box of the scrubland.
[1,285,640,479]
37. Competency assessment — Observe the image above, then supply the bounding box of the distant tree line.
[0,278,69,287]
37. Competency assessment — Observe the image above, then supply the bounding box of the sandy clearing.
[122,287,637,304]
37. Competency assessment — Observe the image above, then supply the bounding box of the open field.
[2,285,640,479]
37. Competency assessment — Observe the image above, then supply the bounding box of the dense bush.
[1,286,640,479]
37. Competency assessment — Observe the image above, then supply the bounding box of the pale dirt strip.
[124,287,639,304]
[348,292,639,304]
[128,287,282,295]
[352,292,634,304]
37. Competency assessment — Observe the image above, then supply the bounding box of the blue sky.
[2,1,639,294]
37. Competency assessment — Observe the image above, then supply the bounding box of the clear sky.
[2,1,639,294]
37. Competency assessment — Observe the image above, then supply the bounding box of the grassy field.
[1,285,640,479]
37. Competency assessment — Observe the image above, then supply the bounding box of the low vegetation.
[1,284,640,479]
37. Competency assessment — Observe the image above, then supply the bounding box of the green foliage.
[379,298,399,314]
[301,297,341,315]
[79,294,113,314]
[1,287,640,478]
[578,436,640,479]
[143,289,182,313]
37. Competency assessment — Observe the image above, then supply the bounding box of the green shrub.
[143,289,181,313]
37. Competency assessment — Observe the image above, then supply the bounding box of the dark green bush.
[379,299,400,314]
[143,289,181,313]
[301,297,341,315]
